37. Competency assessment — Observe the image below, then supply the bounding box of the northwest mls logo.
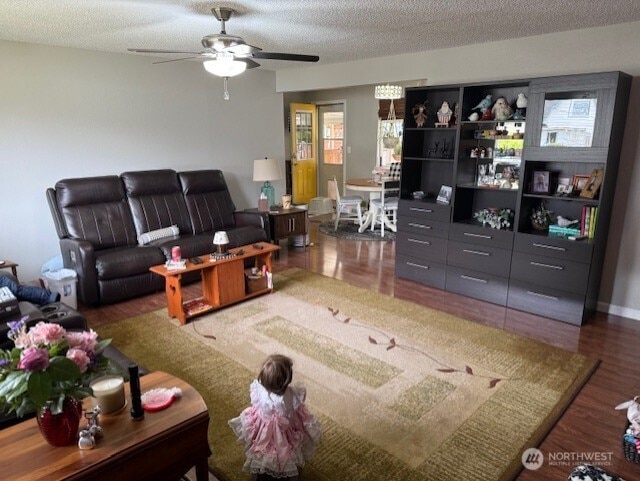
[522,448,544,470]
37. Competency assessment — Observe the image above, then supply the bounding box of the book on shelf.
[183,297,211,316]
[548,225,581,238]
[580,206,598,239]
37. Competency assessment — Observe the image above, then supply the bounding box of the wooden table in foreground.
[150,241,280,325]
[0,371,211,481]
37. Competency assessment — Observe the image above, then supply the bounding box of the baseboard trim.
[597,301,640,321]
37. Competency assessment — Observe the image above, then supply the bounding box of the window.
[378,119,403,166]
[322,111,343,165]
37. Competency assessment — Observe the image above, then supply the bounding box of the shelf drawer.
[397,216,449,239]
[510,252,590,295]
[507,279,586,325]
[447,240,512,277]
[395,254,446,290]
[397,232,447,262]
[449,223,514,250]
[446,266,509,306]
[398,199,451,222]
[514,233,593,263]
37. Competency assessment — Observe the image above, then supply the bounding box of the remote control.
[252,244,264,250]
[190,257,203,264]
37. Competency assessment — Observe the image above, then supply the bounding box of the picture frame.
[572,174,591,191]
[532,170,550,194]
[436,185,452,205]
[556,184,573,196]
[580,168,604,199]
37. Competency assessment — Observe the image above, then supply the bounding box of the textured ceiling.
[2,0,640,70]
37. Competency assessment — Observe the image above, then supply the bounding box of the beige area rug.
[96,268,598,481]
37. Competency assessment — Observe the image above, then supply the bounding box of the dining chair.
[330,176,364,231]
[370,162,401,237]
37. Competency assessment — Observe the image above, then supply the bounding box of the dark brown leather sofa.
[46,169,268,305]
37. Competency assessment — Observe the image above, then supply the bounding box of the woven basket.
[622,423,640,463]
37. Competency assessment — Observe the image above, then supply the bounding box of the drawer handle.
[463,232,493,239]
[408,238,431,245]
[530,261,564,270]
[407,262,429,270]
[526,290,559,301]
[408,222,432,230]
[532,243,566,252]
[462,249,490,256]
[410,207,433,213]
[460,275,487,284]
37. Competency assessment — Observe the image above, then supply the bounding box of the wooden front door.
[290,102,317,204]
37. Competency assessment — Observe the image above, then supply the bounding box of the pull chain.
[223,77,230,100]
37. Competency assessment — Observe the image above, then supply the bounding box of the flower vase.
[36,397,83,446]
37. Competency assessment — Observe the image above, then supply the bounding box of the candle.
[90,376,125,415]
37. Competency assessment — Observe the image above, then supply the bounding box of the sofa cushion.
[54,176,138,249]
[95,246,166,280]
[179,170,236,234]
[121,170,193,237]
[226,226,268,247]
[152,233,215,260]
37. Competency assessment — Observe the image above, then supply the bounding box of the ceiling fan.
[128,7,319,99]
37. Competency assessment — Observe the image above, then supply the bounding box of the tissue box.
[0,286,19,320]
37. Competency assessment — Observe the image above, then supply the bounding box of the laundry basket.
[43,269,78,309]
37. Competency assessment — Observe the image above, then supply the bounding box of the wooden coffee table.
[150,241,280,325]
[0,371,211,481]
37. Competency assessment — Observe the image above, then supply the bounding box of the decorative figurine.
[436,101,453,127]
[472,95,493,113]
[452,101,459,126]
[481,108,493,120]
[78,429,95,450]
[512,109,525,120]
[412,103,428,127]
[491,97,514,121]
[468,112,480,121]
[516,93,528,109]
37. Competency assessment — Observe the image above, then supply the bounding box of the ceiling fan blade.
[152,56,202,65]
[128,48,204,55]
[251,52,319,62]
[225,43,262,55]
[237,58,261,69]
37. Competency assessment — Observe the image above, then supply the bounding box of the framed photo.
[572,174,591,191]
[558,175,572,186]
[580,168,604,199]
[436,185,452,205]
[556,184,573,196]
[532,170,550,194]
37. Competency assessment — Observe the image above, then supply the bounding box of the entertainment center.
[396,71,631,325]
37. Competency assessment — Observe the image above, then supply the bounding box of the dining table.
[344,177,400,235]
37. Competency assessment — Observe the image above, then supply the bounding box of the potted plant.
[530,202,553,231]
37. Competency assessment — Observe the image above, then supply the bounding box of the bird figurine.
[412,103,428,127]
[491,97,514,121]
[556,216,578,227]
[472,95,493,112]
[516,93,528,109]
[437,101,453,125]
[468,112,480,121]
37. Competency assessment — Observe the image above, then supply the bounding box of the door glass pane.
[322,111,344,165]
[378,119,403,166]
[295,111,313,159]
[540,92,597,147]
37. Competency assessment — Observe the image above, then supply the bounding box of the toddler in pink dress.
[228,354,322,480]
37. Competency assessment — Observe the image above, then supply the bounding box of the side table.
[0,371,211,481]
[247,207,308,245]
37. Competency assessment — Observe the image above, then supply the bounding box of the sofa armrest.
[59,238,99,305]
[234,210,269,231]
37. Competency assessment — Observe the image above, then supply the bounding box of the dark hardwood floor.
[82,216,640,480]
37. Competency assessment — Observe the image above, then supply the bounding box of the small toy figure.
[436,101,453,126]
[472,95,493,113]
[616,396,640,435]
[516,92,528,109]
[491,97,513,121]
[412,103,428,127]
[78,429,95,450]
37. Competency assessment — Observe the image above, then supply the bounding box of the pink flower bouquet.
[0,317,112,417]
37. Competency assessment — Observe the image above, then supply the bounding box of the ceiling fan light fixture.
[203,53,247,77]
[374,84,403,100]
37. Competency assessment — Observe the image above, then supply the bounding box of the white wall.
[278,21,640,320]
[0,40,285,282]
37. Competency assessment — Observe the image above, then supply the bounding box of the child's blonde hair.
[258,354,293,396]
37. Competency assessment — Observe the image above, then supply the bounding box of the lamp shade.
[253,158,282,182]
[203,53,247,78]
[213,231,229,245]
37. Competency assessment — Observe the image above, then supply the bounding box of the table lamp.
[253,157,282,208]
[213,231,229,254]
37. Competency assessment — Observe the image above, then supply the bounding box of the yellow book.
[589,207,597,238]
